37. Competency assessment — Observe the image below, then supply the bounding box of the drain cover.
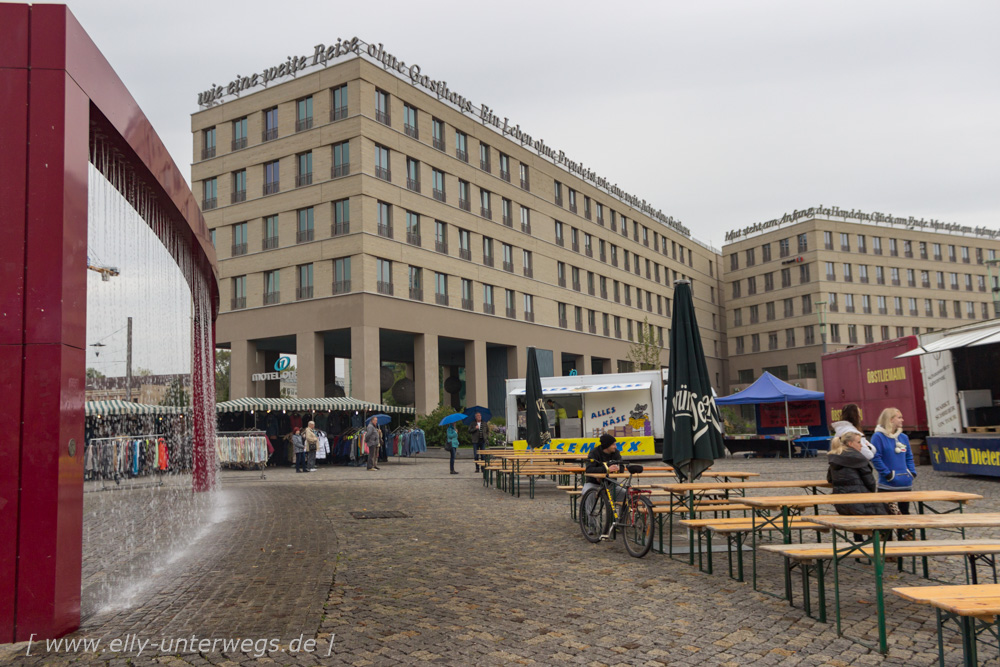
[350,510,409,520]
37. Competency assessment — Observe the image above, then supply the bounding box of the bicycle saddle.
[626,464,644,475]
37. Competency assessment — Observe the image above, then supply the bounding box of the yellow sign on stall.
[512,436,655,456]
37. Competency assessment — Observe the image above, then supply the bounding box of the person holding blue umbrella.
[439,412,466,474]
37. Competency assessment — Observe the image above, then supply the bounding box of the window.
[434,272,448,305]
[554,181,563,206]
[482,284,494,312]
[828,293,838,311]
[780,268,791,288]
[263,214,279,249]
[432,168,445,201]
[479,142,490,171]
[733,308,742,327]
[333,199,350,235]
[749,305,759,324]
[263,161,279,195]
[376,259,393,295]
[785,328,796,348]
[458,229,471,260]
[584,196,592,220]
[864,325,874,344]
[803,326,815,346]
[461,278,473,310]
[557,262,566,287]
[571,227,580,253]
[735,337,746,355]
[746,276,757,295]
[932,243,942,261]
[845,293,855,313]
[951,273,959,290]
[768,332,778,351]
[202,177,217,209]
[746,248,756,267]
[482,237,494,265]
[889,238,898,256]
[875,266,885,285]
[435,220,447,253]
[732,280,742,299]
[798,233,808,252]
[296,152,312,187]
[405,211,420,246]
[558,303,568,328]
[829,323,840,343]
[332,140,350,177]
[231,169,246,203]
[584,233,593,258]
[408,266,422,300]
[925,298,933,316]
[610,244,618,267]
[506,289,516,318]
[231,275,247,310]
[262,106,278,142]
[455,130,468,162]
[263,269,280,304]
[333,257,351,293]
[519,162,529,190]
[825,261,836,281]
[458,179,470,211]
[502,243,514,272]
[403,103,418,138]
[331,84,348,121]
[783,298,794,318]
[480,189,492,219]
[523,250,533,278]
[520,206,531,233]
[295,97,313,132]
[761,243,772,263]
[403,157,421,193]
[908,297,917,315]
[962,246,971,263]
[554,221,564,246]
[764,272,774,291]
[766,302,775,321]
[920,241,928,259]
[799,263,810,283]
[904,239,913,257]
[523,294,534,320]
[965,274,974,291]
[432,117,445,150]
[843,263,853,282]
[858,265,869,283]
[375,89,390,125]
[231,222,247,256]
[296,207,314,243]
[296,263,314,300]
[231,117,247,150]
[202,127,216,159]
[967,301,976,319]
[569,189,578,214]
[375,144,390,181]
[377,201,392,238]
[499,152,510,180]
[596,202,605,225]
[848,324,858,344]
[778,238,790,258]
[730,253,739,271]
[841,233,850,251]
[862,294,871,314]
[857,234,866,253]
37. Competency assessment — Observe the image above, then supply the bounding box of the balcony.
[296,229,314,244]
[572,281,581,292]
[863,307,872,314]
[910,308,918,316]
[555,236,564,248]
[484,302,497,315]
[262,128,277,142]
[570,204,578,215]
[555,195,563,207]
[296,286,313,300]
[905,250,914,258]
[523,266,533,278]
[858,245,867,254]
[589,323,597,334]
[332,222,350,236]
[483,255,494,268]
[375,166,391,182]
[296,173,313,188]
[409,288,423,301]
[407,178,421,193]
[599,253,606,263]
[614,329,622,340]
[404,124,418,139]
[377,281,394,296]
[456,148,468,163]
[571,241,580,253]
[597,216,604,227]
[231,190,247,204]
[524,311,534,322]
[459,198,471,212]
[331,106,348,121]
[480,158,490,172]
[610,257,618,268]
[459,248,471,261]
[462,298,474,311]
[406,232,421,246]
[433,137,445,151]
[520,178,530,191]
[262,236,279,250]
[433,188,445,202]
[874,247,882,256]
[202,146,216,160]
[846,305,855,313]
[624,296,632,307]
[481,207,492,220]
[295,117,313,132]
[435,293,448,306]
[558,318,568,329]
[521,222,532,235]
[377,224,393,239]
[860,276,868,284]
[841,244,850,252]
[584,207,591,220]
[829,303,839,312]
[375,110,390,126]
[575,320,583,331]
[263,291,280,305]
[934,254,942,262]
[332,280,351,294]
[892,278,900,286]
[843,275,852,283]
[585,247,593,258]
[506,307,516,319]
[263,181,279,196]
[588,284,595,296]
[332,164,350,178]
[231,137,247,151]
[503,215,513,228]
[231,243,247,256]
[502,261,514,273]
[500,169,510,182]
[880,308,888,315]
[230,297,246,310]
[435,240,448,254]
[202,197,217,210]
[558,276,566,288]
[603,325,610,336]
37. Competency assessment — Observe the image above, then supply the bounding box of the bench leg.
[960,614,979,667]
[816,559,826,624]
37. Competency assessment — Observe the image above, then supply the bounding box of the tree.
[215,349,231,402]
[86,367,105,380]
[135,367,153,377]
[160,377,190,408]
[627,317,662,371]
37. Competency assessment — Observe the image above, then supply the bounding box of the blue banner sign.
[927,436,1000,476]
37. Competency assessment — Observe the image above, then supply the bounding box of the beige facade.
[723,216,1000,392]
[191,56,726,416]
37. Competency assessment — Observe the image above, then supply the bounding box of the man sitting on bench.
[582,433,622,499]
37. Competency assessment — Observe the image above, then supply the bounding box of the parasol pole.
[785,399,791,459]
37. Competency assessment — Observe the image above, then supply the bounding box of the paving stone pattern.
[3,454,1000,665]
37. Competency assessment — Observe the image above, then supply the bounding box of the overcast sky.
[63,0,999,250]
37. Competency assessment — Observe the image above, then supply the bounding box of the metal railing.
[462,299,474,311]
[201,146,216,160]
[459,248,471,261]
[506,307,516,319]
[459,198,471,212]
[520,178,530,191]
[406,232,421,246]
[481,207,492,220]
[296,229,314,243]
[295,117,313,132]
[231,137,247,151]
[433,188,445,202]
[333,280,351,294]
[202,197,217,210]
[404,124,418,139]
[523,266,533,278]
[332,164,350,178]
[263,182,279,195]
[332,222,350,236]
[263,291,280,305]
[230,297,246,310]
[433,137,445,151]
[503,261,514,273]
[521,222,531,234]
[231,190,246,204]
[377,224,393,238]
[262,128,278,142]
[480,158,490,172]
[407,178,421,193]
[377,281,394,295]
[375,166,391,181]
[435,241,448,254]
[435,293,448,306]
[409,288,423,301]
[331,106,348,121]
[483,255,494,267]
[524,311,534,322]
[500,169,510,182]
[376,110,390,125]
[262,236,279,250]
[558,318,568,329]
[456,148,468,163]
[555,195,563,207]
[296,173,313,187]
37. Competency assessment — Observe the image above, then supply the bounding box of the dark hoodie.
[585,446,622,486]
[826,448,887,516]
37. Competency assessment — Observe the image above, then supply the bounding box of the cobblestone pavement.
[4,453,1000,665]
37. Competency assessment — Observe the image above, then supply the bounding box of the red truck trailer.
[821,336,928,434]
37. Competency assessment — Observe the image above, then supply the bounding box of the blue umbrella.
[370,413,392,426]
[463,405,492,424]
[439,412,467,426]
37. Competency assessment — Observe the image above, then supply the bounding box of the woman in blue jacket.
[446,424,459,474]
[870,407,916,514]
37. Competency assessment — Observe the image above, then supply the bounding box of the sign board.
[252,356,296,383]
[759,401,821,428]
[584,389,653,438]
[920,352,960,435]
[512,436,655,456]
[928,436,1000,475]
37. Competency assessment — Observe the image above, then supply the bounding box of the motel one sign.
[197,38,690,238]
[251,356,296,383]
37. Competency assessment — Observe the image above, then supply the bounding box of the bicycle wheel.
[579,488,609,543]
[622,494,654,558]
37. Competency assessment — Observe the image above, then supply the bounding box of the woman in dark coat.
[827,432,887,516]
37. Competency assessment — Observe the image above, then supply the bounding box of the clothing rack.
[86,433,168,490]
[216,430,268,479]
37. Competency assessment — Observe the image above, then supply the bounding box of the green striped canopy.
[215,396,415,415]
[85,400,183,416]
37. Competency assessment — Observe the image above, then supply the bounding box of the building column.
[464,339,488,407]
[414,332,439,415]
[229,339,259,399]
[351,325,381,403]
[506,344,526,380]
[296,331,323,398]
[579,353,592,376]
[263,351,281,398]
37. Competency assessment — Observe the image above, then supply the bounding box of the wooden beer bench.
[893,584,1000,666]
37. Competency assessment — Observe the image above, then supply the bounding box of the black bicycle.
[579,463,654,558]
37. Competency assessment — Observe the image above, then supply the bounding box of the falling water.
[82,133,221,619]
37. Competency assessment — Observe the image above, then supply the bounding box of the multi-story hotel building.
[191,42,726,416]
[723,210,1000,392]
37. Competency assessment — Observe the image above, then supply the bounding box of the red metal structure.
[821,336,928,433]
[0,4,218,643]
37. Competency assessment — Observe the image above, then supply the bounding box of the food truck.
[504,370,665,456]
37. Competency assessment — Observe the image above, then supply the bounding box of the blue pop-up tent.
[715,372,826,458]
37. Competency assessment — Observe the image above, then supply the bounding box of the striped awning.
[215,396,415,415]
[85,400,183,417]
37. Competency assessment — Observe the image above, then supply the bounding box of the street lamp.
[815,300,828,355]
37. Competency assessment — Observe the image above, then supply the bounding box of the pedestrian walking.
[304,420,319,471]
[446,424,459,474]
[468,411,487,473]
[288,427,306,473]
[365,416,381,471]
